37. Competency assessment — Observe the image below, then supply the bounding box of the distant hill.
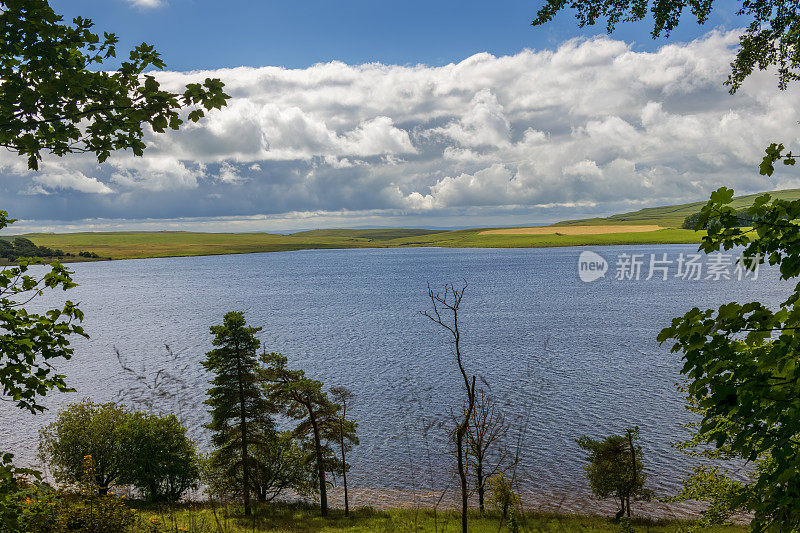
[10,188,800,261]
[289,228,445,241]
[552,188,800,228]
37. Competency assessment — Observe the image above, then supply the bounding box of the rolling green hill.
[9,188,798,260]
[553,188,800,228]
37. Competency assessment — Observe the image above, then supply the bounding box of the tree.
[0,1,227,528]
[206,414,308,504]
[467,389,509,515]
[487,473,520,520]
[329,386,355,516]
[38,400,130,495]
[531,0,800,528]
[0,0,229,170]
[532,0,800,93]
[117,412,200,502]
[421,281,475,533]
[248,430,309,503]
[658,190,800,529]
[202,311,268,517]
[575,427,651,519]
[664,380,754,525]
[260,352,357,517]
[0,213,86,415]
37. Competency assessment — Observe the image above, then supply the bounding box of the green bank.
[123,503,747,533]
[12,188,800,260]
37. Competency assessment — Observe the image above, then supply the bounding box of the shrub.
[487,473,519,519]
[16,486,61,533]
[666,464,750,524]
[118,412,200,502]
[58,455,134,533]
[681,208,754,229]
[575,427,652,519]
[39,400,130,495]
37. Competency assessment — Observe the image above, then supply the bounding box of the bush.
[487,473,519,520]
[39,400,131,495]
[682,208,754,229]
[16,486,61,533]
[39,400,200,501]
[119,412,199,502]
[57,456,134,533]
[15,456,135,533]
[666,464,750,524]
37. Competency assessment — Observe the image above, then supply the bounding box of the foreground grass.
[127,502,747,533]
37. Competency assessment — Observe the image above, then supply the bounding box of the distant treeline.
[0,237,100,260]
[681,208,754,229]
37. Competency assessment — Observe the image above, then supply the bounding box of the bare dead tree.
[421,281,475,533]
[329,385,355,516]
[468,388,510,515]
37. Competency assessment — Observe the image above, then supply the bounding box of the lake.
[0,245,789,511]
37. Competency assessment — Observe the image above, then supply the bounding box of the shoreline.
[0,228,705,263]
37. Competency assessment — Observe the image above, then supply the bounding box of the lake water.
[0,245,790,512]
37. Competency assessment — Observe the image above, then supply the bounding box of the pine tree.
[260,352,357,517]
[202,311,269,516]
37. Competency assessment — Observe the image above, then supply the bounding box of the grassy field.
[553,188,800,228]
[14,227,705,260]
[126,502,746,532]
[13,188,799,261]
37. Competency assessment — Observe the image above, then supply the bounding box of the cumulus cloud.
[124,0,164,9]
[2,30,799,228]
[31,167,114,195]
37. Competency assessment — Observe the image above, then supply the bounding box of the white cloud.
[32,168,114,195]
[124,0,164,9]
[4,30,800,227]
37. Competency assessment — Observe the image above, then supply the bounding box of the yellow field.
[480,225,663,235]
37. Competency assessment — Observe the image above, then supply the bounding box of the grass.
[127,501,747,532]
[13,227,705,261]
[552,188,800,228]
[17,188,800,261]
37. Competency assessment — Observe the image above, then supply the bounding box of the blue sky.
[52,0,744,70]
[4,0,797,233]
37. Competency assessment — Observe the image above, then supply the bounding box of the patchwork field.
[480,224,663,235]
[12,226,703,260]
[9,188,798,261]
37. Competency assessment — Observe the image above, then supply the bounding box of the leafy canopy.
[118,411,199,502]
[659,188,800,530]
[38,399,130,494]
[0,212,86,414]
[532,0,800,92]
[0,0,229,170]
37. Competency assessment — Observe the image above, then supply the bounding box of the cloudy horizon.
[2,29,799,234]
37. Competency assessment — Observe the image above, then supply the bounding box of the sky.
[2,0,799,233]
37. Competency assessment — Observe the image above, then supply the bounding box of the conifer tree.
[202,311,268,516]
[260,353,357,516]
